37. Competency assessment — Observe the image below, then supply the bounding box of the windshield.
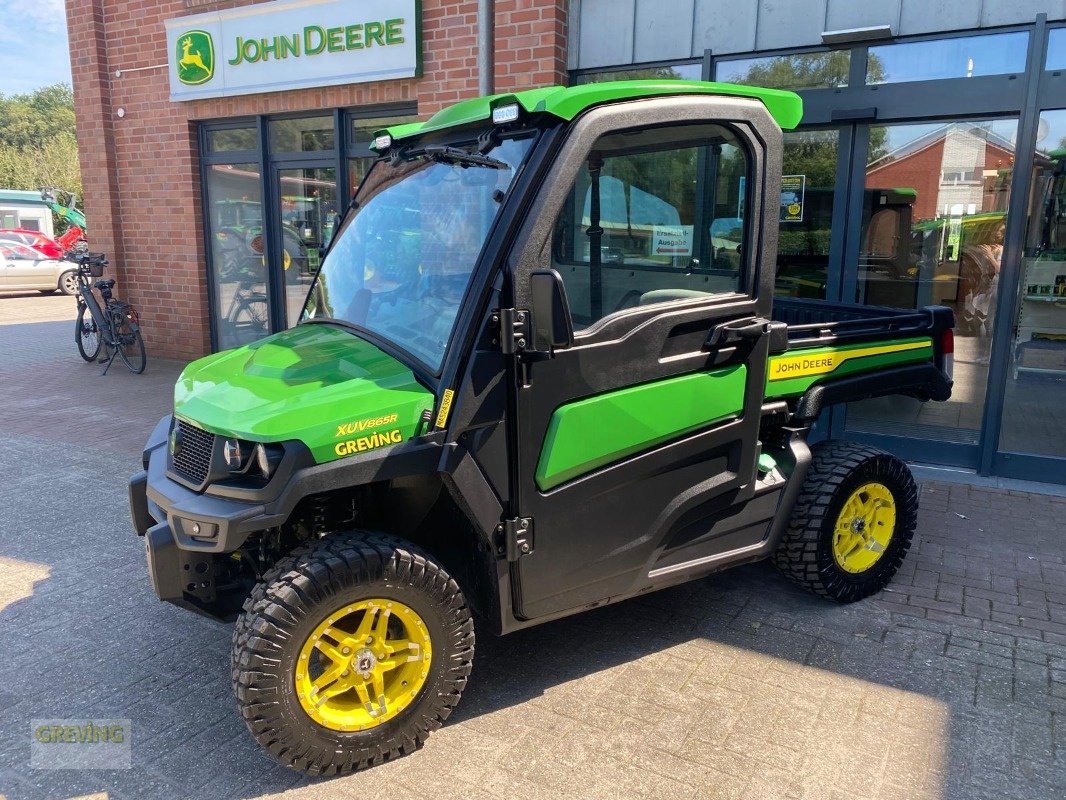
[301,134,535,371]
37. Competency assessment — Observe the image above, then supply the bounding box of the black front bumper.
[129,414,445,610]
[129,416,281,551]
[129,415,280,610]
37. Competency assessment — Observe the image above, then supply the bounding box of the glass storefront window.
[577,63,702,84]
[999,109,1066,458]
[715,51,849,90]
[1047,28,1066,71]
[207,126,256,153]
[269,115,334,152]
[775,129,839,299]
[866,33,1028,85]
[847,118,1018,446]
[277,166,337,327]
[349,158,372,197]
[350,114,421,195]
[204,162,271,349]
[351,115,420,148]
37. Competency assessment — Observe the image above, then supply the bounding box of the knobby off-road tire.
[772,441,918,603]
[231,533,474,776]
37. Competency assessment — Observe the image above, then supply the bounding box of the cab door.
[505,97,784,621]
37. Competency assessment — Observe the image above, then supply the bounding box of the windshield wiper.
[407,144,509,170]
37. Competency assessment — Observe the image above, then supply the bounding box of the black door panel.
[505,97,785,620]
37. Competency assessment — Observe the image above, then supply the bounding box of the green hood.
[175,324,435,464]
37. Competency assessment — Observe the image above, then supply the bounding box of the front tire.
[232,533,474,776]
[772,441,917,603]
[75,305,101,362]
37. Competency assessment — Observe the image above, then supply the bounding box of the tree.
[0,83,81,231]
[729,51,889,185]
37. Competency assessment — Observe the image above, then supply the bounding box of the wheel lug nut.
[342,647,350,654]
[366,637,374,645]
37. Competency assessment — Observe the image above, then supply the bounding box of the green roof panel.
[376,80,803,148]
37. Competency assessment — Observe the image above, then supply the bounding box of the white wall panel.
[634,0,694,62]
[578,0,637,68]
[899,0,981,36]
[980,0,1065,27]
[825,0,901,33]
[692,0,758,56]
[755,0,830,51]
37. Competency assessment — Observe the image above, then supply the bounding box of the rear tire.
[772,441,917,603]
[232,533,474,777]
[111,307,146,374]
[75,305,101,362]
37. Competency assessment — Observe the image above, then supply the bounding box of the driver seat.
[94,278,116,290]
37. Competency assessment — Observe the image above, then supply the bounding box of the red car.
[0,229,65,259]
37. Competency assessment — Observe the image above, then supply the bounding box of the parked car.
[0,240,76,294]
[0,229,65,259]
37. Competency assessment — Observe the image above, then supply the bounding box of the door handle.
[705,317,772,350]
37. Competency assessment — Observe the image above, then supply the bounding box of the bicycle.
[226,281,269,338]
[68,251,147,374]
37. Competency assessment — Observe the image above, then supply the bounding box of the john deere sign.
[165,0,421,101]
[176,31,214,85]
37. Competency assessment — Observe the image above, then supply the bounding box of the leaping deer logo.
[176,30,214,85]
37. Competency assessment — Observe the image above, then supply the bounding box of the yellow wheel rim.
[832,482,897,573]
[282,249,292,270]
[295,598,432,731]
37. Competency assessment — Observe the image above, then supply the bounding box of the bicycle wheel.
[231,295,269,341]
[75,304,101,362]
[111,306,147,374]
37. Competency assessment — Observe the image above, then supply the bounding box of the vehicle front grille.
[171,419,215,485]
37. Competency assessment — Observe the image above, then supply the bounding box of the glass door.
[842,118,1020,462]
[997,109,1066,466]
[204,161,273,349]
[773,128,846,299]
[273,164,338,327]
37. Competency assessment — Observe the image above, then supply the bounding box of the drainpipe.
[477,0,494,96]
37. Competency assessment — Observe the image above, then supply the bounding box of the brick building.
[68,0,566,360]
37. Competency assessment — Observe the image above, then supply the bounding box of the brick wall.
[67,0,568,360]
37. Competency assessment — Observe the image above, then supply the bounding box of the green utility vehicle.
[129,80,954,775]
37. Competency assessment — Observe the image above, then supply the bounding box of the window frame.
[198,103,420,352]
[510,95,779,348]
[547,121,757,332]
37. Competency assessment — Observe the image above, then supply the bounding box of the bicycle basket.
[88,261,105,278]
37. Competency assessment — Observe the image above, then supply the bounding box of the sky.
[0,0,72,96]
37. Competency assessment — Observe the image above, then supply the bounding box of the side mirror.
[530,269,574,353]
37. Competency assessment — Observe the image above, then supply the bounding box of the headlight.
[254,442,285,479]
[222,438,252,471]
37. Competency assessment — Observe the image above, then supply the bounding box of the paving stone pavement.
[1,293,1065,800]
